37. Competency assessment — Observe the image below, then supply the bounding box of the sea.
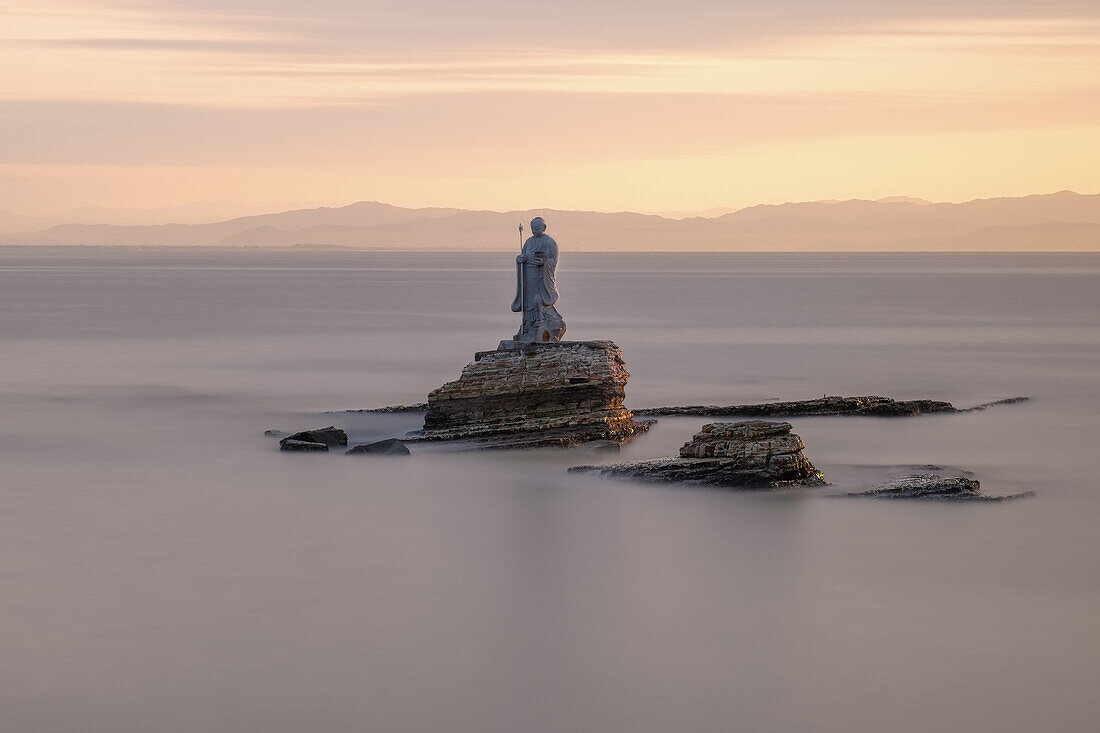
[2,247,1098,733]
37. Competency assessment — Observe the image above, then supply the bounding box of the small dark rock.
[847,473,1033,501]
[279,426,347,448]
[264,429,287,437]
[346,438,411,455]
[280,439,329,452]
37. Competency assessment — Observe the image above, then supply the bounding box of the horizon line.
[9,188,1099,221]
[3,245,1099,254]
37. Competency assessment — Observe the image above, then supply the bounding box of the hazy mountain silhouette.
[2,192,1097,251]
[0,200,330,235]
[46,201,326,227]
[0,209,46,235]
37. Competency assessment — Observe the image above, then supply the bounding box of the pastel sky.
[3,0,1099,213]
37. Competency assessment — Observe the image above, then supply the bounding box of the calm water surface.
[2,248,1098,732]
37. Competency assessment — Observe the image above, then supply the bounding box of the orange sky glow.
[2,1,1099,214]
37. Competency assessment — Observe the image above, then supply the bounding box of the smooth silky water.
[2,248,1098,732]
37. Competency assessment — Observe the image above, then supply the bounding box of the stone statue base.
[413,340,648,449]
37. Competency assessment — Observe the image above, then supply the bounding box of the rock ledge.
[633,395,1029,417]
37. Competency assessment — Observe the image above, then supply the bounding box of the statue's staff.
[518,222,524,331]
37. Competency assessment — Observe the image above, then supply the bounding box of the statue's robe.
[511,234,566,342]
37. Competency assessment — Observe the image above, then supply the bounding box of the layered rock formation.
[412,340,647,448]
[570,420,824,489]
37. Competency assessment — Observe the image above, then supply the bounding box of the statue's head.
[530,217,546,236]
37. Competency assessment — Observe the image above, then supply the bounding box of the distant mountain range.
[0,200,325,234]
[2,192,1098,251]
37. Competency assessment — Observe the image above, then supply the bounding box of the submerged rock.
[279,426,347,450]
[411,340,648,449]
[570,420,824,489]
[346,438,411,455]
[279,439,328,452]
[847,473,1034,502]
[264,429,288,437]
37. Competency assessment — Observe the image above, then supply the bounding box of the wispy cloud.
[5,4,1100,106]
[2,0,1099,211]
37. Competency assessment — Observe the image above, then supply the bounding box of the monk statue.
[511,216,566,342]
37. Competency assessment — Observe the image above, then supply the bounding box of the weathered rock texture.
[570,420,824,489]
[847,473,1034,501]
[632,395,1028,417]
[413,340,647,448]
